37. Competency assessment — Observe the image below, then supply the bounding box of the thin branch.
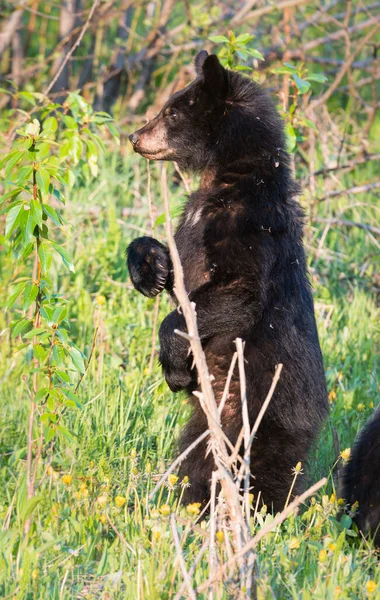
[149,430,210,500]
[313,217,380,237]
[197,477,327,593]
[170,514,197,600]
[315,181,380,204]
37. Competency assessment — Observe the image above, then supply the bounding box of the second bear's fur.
[127,51,329,511]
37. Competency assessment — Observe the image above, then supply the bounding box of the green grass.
[0,150,379,599]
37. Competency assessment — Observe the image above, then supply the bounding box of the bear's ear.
[194,50,209,76]
[201,55,228,102]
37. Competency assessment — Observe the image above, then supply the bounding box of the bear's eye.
[165,108,178,119]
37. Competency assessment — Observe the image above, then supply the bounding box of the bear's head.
[128,50,285,172]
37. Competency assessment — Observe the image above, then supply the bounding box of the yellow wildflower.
[159,504,171,516]
[357,403,365,412]
[168,474,179,487]
[31,569,39,580]
[328,389,337,403]
[99,514,107,524]
[366,581,377,595]
[130,448,137,460]
[145,462,152,475]
[319,549,327,563]
[62,474,72,486]
[337,498,345,506]
[328,542,337,552]
[351,501,359,513]
[294,461,303,473]
[334,587,342,597]
[152,529,161,542]
[216,530,224,543]
[115,496,126,508]
[181,475,190,487]
[340,448,351,462]
[186,502,202,516]
[95,295,106,306]
[369,402,374,409]
[288,538,300,550]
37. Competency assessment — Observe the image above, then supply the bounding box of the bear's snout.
[129,132,139,148]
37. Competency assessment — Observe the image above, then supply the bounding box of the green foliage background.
[0,0,379,598]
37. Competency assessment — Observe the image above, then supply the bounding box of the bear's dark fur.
[127,51,329,511]
[342,406,380,545]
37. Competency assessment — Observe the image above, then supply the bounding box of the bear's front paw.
[126,236,172,298]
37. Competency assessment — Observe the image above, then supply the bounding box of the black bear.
[127,51,329,511]
[342,406,380,545]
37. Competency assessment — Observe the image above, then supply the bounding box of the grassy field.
[0,135,379,598]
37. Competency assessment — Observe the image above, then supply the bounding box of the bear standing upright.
[127,51,329,511]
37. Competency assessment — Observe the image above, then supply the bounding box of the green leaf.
[23,283,39,311]
[5,280,28,309]
[30,199,43,227]
[285,123,297,153]
[51,243,75,272]
[20,495,44,524]
[271,66,297,75]
[38,242,52,273]
[43,116,58,132]
[306,73,328,83]
[292,74,311,95]
[36,167,51,198]
[106,122,119,142]
[42,204,62,226]
[52,305,67,323]
[5,203,23,236]
[0,149,25,170]
[35,388,50,402]
[57,425,76,442]
[45,427,55,443]
[53,343,65,366]
[23,327,46,339]
[235,33,254,44]
[12,318,31,338]
[245,48,265,61]
[67,345,85,372]
[209,35,229,43]
[33,344,48,361]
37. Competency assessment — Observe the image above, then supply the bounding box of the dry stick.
[315,181,380,204]
[75,326,99,393]
[146,160,160,375]
[173,537,209,600]
[218,351,238,416]
[236,338,251,531]
[170,514,197,600]
[208,471,219,598]
[149,429,210,500]
[197,477,327,593]
[106,513,135,554]
[230,0,310,26]
[236,364,283,489]
[313,217,380,237]
[161,166,249,575]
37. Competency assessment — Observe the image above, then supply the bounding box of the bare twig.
[106,513,136,554]
[149,430,210,500]
[313,217,380,237]
[170,513,197,600]
[315,181,380,204]
[197,477,327,593]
